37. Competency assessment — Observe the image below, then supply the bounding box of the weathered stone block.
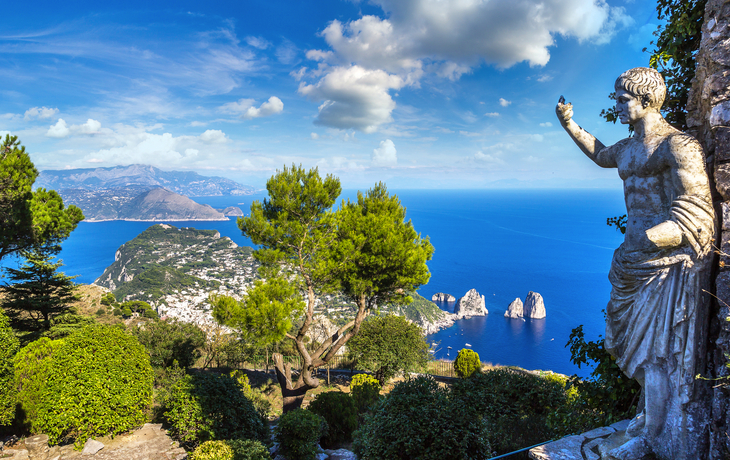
[529,435,584,460]
[714,166,730,201]
[582,426,616,441]
[81,438,104,456]
[23,434,49,456]
[714,128,730,162]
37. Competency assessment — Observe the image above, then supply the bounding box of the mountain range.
[36,165,253,221]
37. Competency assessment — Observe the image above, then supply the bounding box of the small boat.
[465,343,472,347]
[447,346,452,349]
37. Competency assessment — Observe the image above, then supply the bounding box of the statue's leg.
[641,363,669,446]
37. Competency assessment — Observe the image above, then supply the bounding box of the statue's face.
[615,89,647,125]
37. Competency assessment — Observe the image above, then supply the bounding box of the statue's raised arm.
[555,96,613,167]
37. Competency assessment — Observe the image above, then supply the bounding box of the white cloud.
[76,119,101,134]
[537,74,554,83]
[245,36,271,49]
[311,133,320,140]
[47,119,70,138]
[200,129,227,143]
[189,121,207,127]
[313,0,631,73]
[299,66,405,133]
[371,139,397,167]
[276,39,299,64]
[540,122,553,127]
[474,151,504,164]
[24,106,59,120]
[485,112,500,117]
[499,98,512,107]
[219,97,284,119]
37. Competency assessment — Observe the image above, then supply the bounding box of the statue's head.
[614,67,666,110]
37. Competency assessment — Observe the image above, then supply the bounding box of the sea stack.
[432,292,456,302]
[524,291,546,319]
[454,289,488,318]
[504,298,523,318]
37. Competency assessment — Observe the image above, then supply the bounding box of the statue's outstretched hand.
[556,95,573,127]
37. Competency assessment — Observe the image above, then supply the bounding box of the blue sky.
[1,0,660,189]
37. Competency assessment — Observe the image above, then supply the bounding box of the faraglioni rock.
[523,291,546,319]
[504,298,524,318]
[454,289,487,318]
[432,292,456,302]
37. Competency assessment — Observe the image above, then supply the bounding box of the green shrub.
[307,391,358,447]
[451,368,566,457]
[31,324,154,446]
[190,439,270,460]
[13,337,62,430]
[229,370,272,418]
[353,376,491,460]
[350,373,381,413]
[0,310,20,426]
[164,372,268,449]
[454,348,481,378]
[274,408,326,460]
[132,319,206,369]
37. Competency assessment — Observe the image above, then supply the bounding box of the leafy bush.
[42,313,95,340]
[30,324,154,446]
[548,325,640,435]
[350,373,381,413]
[0,310,20,426]
[164,372,268,449]
[347,314,429,384]
[229,370,272,419]
[273,408,326,460]
[13,337,62,430]
[353,376,491,460]
[454,348,481,378]
[307,391,358,447]
[451,368,566,457]
[132,319,206,369]
[190,439,270,460]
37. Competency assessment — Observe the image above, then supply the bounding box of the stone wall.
[686,1,730,458]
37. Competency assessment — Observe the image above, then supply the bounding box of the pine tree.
[2,248,79,339]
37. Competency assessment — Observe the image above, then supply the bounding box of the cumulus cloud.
[474,151,504,164]
[371,139,397,167]
[539,122,553,127]
[219,97,284,120]
[499,98,512,107]
[46,118,102,137]
[199,129,227,143]
[297,0,630,132]
[47,119,70,138]
[299,66,405,133]
[311,133,320,140]
[25,106,59,120]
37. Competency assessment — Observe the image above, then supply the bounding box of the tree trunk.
[273,352,315,413]
[686,2,730,458]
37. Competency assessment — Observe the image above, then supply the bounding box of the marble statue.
[556,67,715,460]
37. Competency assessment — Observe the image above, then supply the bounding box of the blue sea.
[2,189,626,377]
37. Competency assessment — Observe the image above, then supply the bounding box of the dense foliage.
[0,310,19,426]
[132,319,206,369]
[454,348,482,378]
[548,326,640,435]
[164,372,268,449]
[353,376,491,460]
[307,391,358,447]
[349,373,382,413]
[13,337,62,431]
[2,248,79,341]
[190,439,270,460]
[347,314,429,384]
[273,408,327,460]
[0,134,83,261]
[27,325,153,446]
[451,368,567,457]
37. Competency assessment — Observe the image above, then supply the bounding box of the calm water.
[2,189,626,376]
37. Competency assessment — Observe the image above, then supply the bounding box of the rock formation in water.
[454,289,488,318]
[432,292,456,302]
[524,291,546,319]
[504,298,524,318]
